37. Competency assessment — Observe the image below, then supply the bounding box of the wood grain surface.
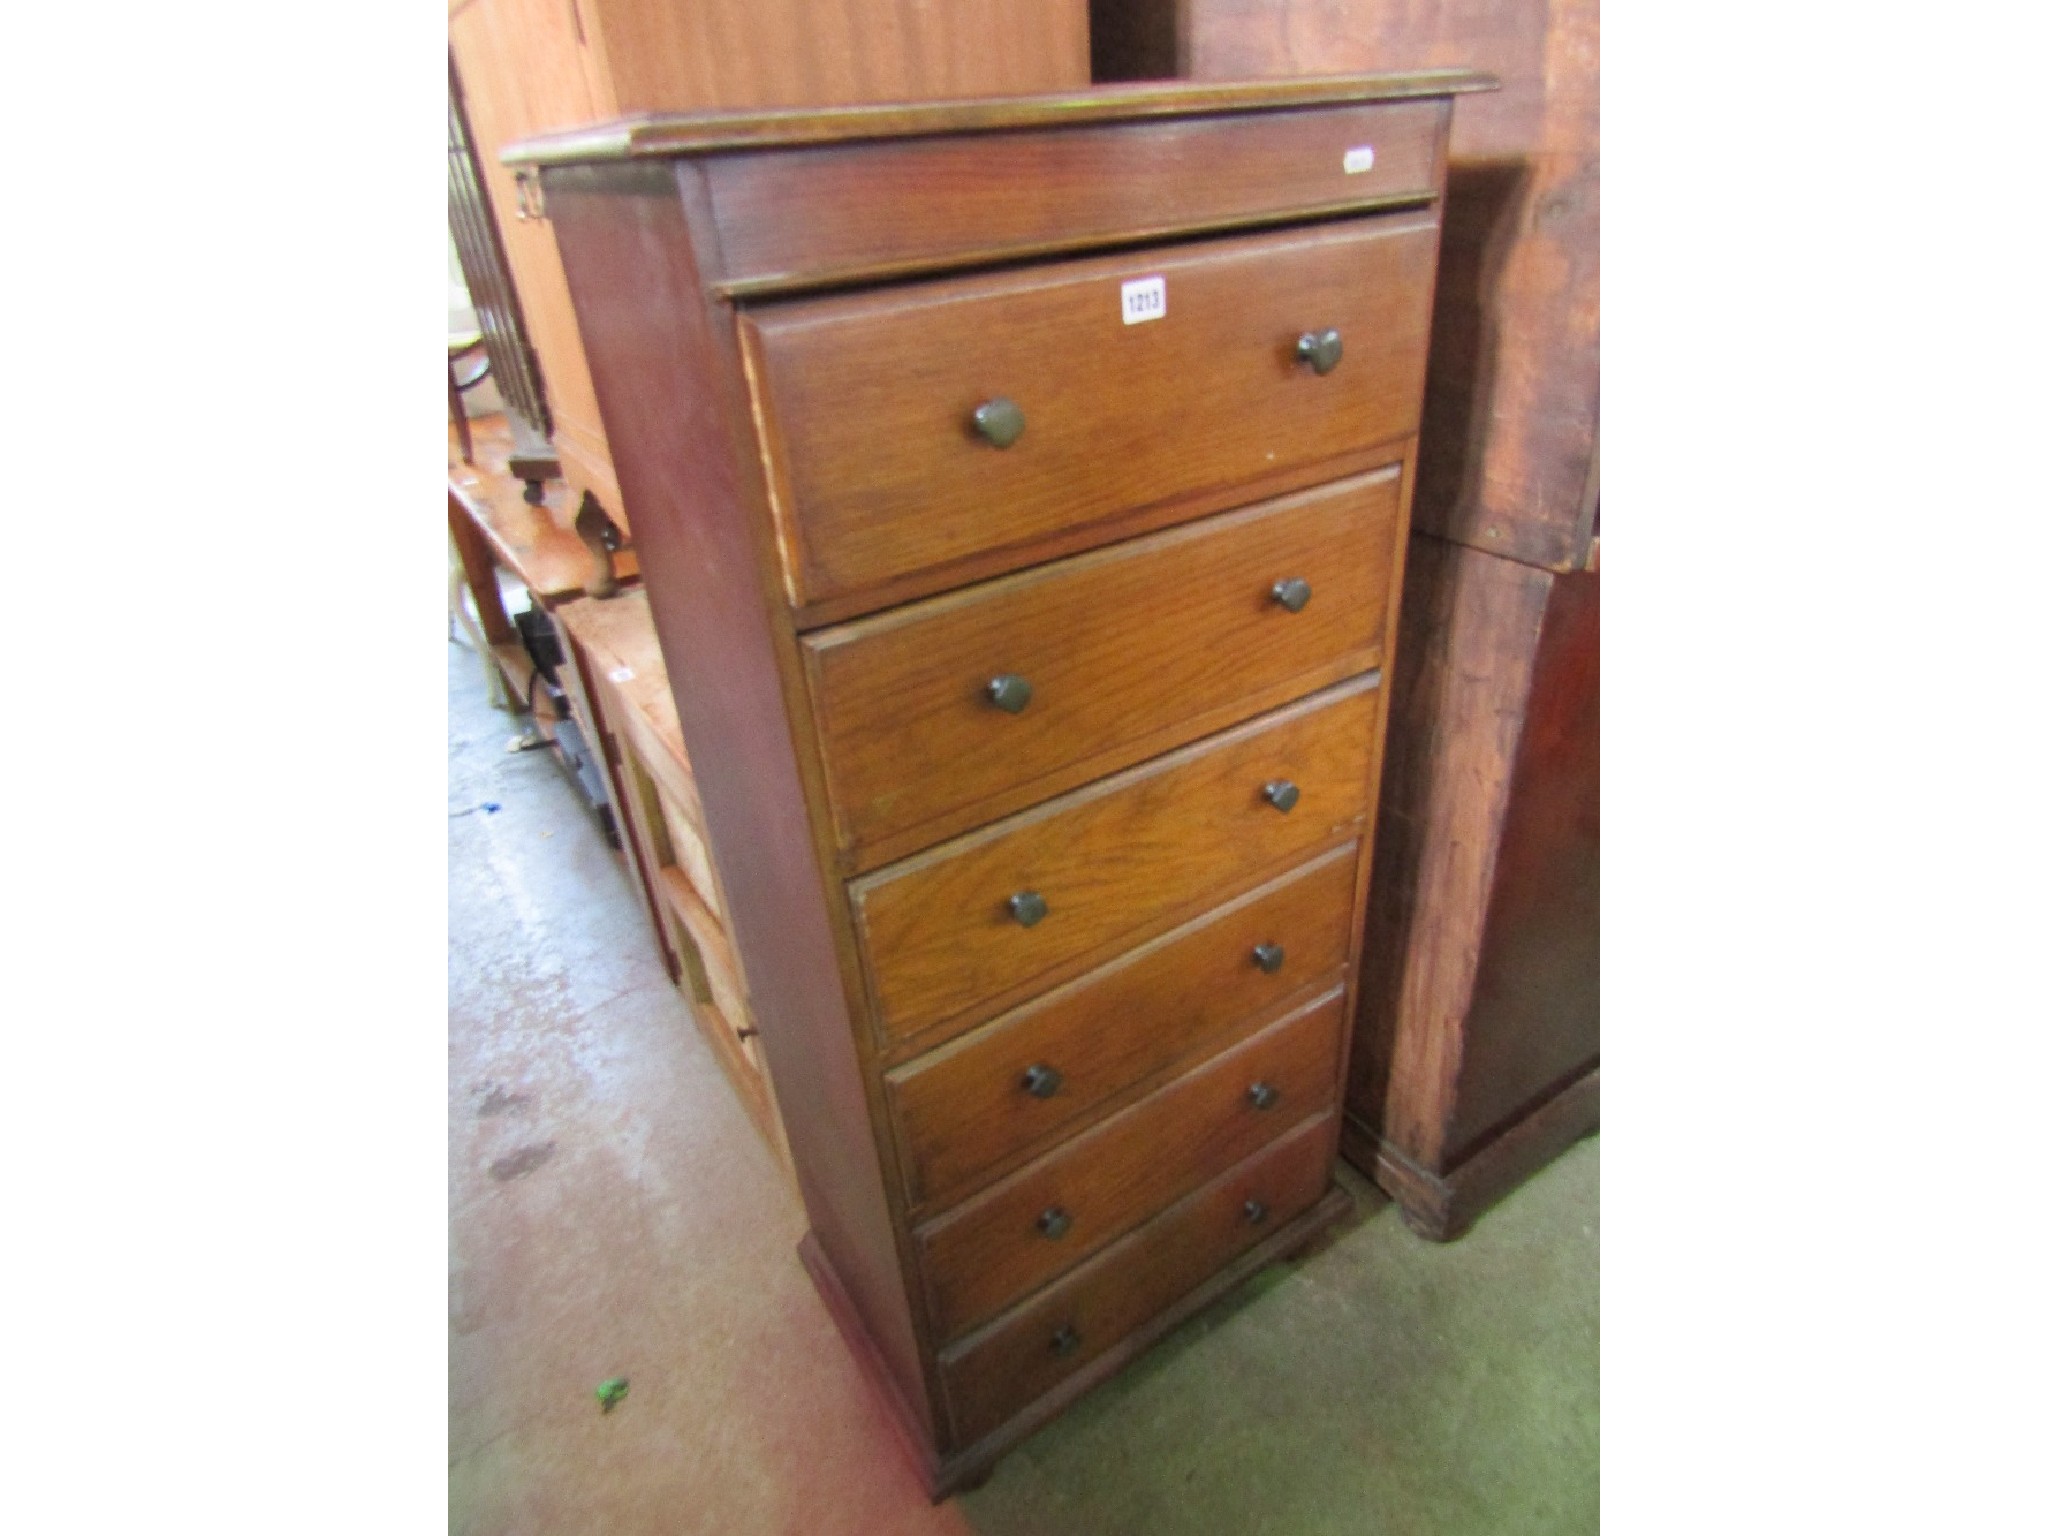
[886,844,1358,1212]
[706,99,1449,295]
[745,215,1437,606]
[914,988,1343,1340]
[939,1110,1337,1444]
[853,677,1380,1043]
[805,469,1401,866]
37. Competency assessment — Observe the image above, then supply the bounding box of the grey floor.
[448,637,1599,1535]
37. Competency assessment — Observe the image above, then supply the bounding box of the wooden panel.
[1157,0,1599,570]
[542,161,935,1434]
[746,215,1437,610]
[581,0,1089,116]
[915,989,1343,1339]
[887,844,1358,1212]
[1348,534,1550,1171]
[854,677,1380,1044]
[1444,569,1598,1162]
[942,1111,1336,1445]
[707,100,1448,294]
[805,470,1402,865]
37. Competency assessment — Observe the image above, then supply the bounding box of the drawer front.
[806,471,1401,865]
[744,215,1439,607]
[914,988,1343,1341]
[854,677,1379,1044]
[887,844,1358,1213]
[941,1112,1338,1447]
[707,98,1448,293]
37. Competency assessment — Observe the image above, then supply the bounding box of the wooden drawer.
[743,214,1439,608]
[805,470,1401,866]
[941,1111,1338,1446]
[887,843,1358,1213]
[914,987,1343,1341]
[853,676,1379,1044]
[704,97,1449,294]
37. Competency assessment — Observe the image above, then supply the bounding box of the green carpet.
[958,1139,1600,1535]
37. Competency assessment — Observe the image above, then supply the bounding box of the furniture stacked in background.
[513,73,1491,1495]
[1093,0,1600,1239]
[449,417,783,1155]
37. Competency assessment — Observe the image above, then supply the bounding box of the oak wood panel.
[854,677,1380,1043]
[745,215,1437,609]
[578,0,1088,117]
[805,469,1401,866]
[915,989,1343,1340]
[542,160,935,1434]
[1142,0,1598,570]
[941,1110,1337,1444]
[705,99,1448,296]
[788,440,1409,634]
[887,844,1358,1213]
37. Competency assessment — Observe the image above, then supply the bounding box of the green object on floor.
[595,1377,629,1413]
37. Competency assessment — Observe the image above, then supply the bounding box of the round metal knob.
[1244,1199,1269,1225]
[1271,578,1312,613]
[1008,890,1048,928]
[1022,1063,1063,1099]
[986,673,1033,713]
[1262,780,1300,813]
[1295,329,1343,376]
[1050,1324,1081,1358]
[1247,1081,1280,1111]
[1251,943,1285,975]
[972,397,1026,448]
[1037,1206,1073,1240]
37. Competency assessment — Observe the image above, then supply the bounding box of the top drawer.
[741,214,1440,610]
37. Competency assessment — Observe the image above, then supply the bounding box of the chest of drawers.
[511,71,1493,1497]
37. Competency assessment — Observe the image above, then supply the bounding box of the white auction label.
[1121,275,1166,325]
[1343,145,1376,174]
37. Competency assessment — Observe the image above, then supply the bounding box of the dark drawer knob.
[1247,1081,1280,1111]
[1295,329,1344,376]
[1021,1063,1064,1099]
[1037,1206,1073,1240]
[972,396,1026,448]
[1262,780,1300,813]
[986,673,1033,713]
[1008,890,1048,928]
[1252,943,1286,975]
[1050,1324,1081,1358]
[1244,1198,1269,1225]
[1271,578,1313,613]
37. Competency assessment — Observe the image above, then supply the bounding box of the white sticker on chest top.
[1343,145,1376,174]
[1121,275,1166,325]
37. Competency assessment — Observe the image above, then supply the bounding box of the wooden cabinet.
[513,73,1492,1496]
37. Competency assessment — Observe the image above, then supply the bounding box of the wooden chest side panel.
[539,160,933,1433]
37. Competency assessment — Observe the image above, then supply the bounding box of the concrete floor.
[448,639,1599,1534]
